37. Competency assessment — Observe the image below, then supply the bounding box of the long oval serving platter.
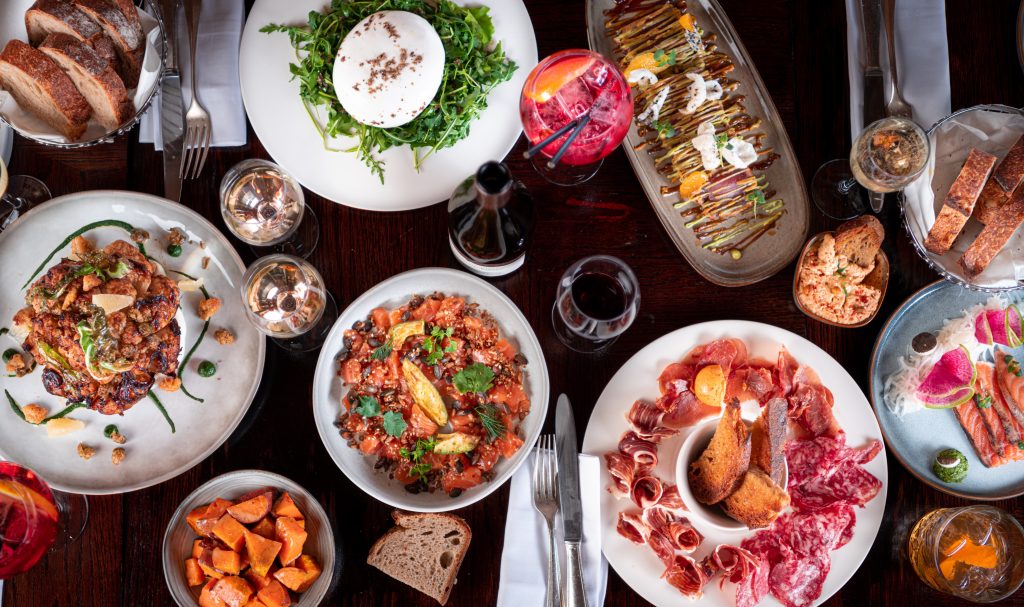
[586,0,809,287]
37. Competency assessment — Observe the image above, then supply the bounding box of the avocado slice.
[433,432,479,455]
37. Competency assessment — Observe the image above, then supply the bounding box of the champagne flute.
[241,254,337,352]
[220,160,319,258]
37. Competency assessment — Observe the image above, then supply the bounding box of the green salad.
[262,0,517,182]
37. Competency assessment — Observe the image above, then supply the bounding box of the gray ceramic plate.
[869,280,1024,499]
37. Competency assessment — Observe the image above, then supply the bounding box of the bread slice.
[834,215,884,267]
[721,467,791,529]
[91,35,121,77]
[25,0,103,46]
[961,187,1024,278]
[39,33,131,130]
[688,398,750,505]
[993,135,1024,193]
[924,148,998,254]
[0,39,91,140]
[72,0,143,88]
[367,511,471,605]
[975,179,1011,225]
[750,396,787,485]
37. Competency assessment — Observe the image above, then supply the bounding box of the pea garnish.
[167,244,183,257]
[198,361,216,377]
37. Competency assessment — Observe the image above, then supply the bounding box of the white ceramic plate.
[0,191,265,494]
[0,0,163,146]
[239,0,537,211]
[581,320,888,607]
[162,470,335,607]
[311,268,549,512]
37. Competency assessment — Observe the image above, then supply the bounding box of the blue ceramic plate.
[870,280,1024,499]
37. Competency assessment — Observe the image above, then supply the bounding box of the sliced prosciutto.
[659,361,695,393]
[975,305,1023,347]
[626,399,678,442]
[604,451,637,498]
[662,554,709,600]
[726,366,775,404]
[701,544,761,583]
[630,474,664,509]
[616,511,651,544]
[618,432,658,467]
[650,484,686,515]
[697,338,749,374]
[657,380,719,427]
[916,345,976,408]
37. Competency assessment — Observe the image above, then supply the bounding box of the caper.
[198,360,216,377]
[166,244,183,257]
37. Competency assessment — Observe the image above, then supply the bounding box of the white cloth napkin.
[497,453,608,607]
[139,0,246,150]
[845,0,951,138]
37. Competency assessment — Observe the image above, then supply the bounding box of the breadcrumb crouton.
[5,353,25,374]
[198,298,222,321]
[76,443,97,460]
[82,274,103,292]
[158,376,182,392]
[214,328,234,345]
[21,404,48,425]
[70,235,93,257]
[109,431,126,445]
[111,447,126,465]
[168,227,187,246]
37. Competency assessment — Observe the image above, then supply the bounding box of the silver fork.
[532,434,561,607]
[882,0,913,118]
[179,0,211,179]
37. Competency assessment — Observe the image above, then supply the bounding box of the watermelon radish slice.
[975,311,995,345]
[917,345,976,409]
[975,305,1024,347]
[1007,305,1023,348]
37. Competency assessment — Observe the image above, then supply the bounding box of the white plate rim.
[581,320,888,607]
[311,267,549,512]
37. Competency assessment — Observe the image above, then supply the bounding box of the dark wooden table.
[6,0,1024,605]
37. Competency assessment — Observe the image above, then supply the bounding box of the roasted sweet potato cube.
[243,598,266,607]
[185,558,207,587]
[250,517,276,539]
[228,494,272,524]
[188,498,234,537]
[272,567,310,593]
[257,579,292,607]
[235,487,275,503]
[244,569,273,592]
[244,529,283,577]
[198,550,225,580]
[212,548,243,575]
[199,578,227,607]
[213,514,248,552]
[271,492,303,520]
[294,519,305,529]
[295,554,321,588]
[274,517,307,566]
[211,576,254,607]
[192,538,205,560]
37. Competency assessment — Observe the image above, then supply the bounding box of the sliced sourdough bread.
[25,0,103,46]
[367,511,471,605]
[0,39,91,140]
[834,215,884,267]
[721,467,791,529]
[688,398,750,505]
[39,33,131,130]
[750,396,787,485]
[72,0,143,87]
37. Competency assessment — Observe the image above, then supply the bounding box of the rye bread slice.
[0,39,91,140]
[72,0,143,87]
[367,511,471,605]
[834,215,884,268]
[39,33,131,130]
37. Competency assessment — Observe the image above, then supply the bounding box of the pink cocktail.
[0,462,58,579]
[520,49,633,182]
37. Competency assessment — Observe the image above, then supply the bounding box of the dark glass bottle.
[448,161,533,277]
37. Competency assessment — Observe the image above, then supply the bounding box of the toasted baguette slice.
[39,33,131,130]
[25,0,103,46]
[722,467,791,529]
[750,396,787,485]
[994,135,1024,192]
[960,187,1024,278]
[367,511,471,605]
[835,215,884,267]
[688,398,750,505]
[925,149,998,254]
[0,39,91,140]
[72,0,143,87]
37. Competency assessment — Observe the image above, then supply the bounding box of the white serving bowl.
[312,267,550,512]
[162,470,336,607]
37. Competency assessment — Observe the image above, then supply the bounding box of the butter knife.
[155,0,184,202]
[859,0,885,212]
[555,394,587,607]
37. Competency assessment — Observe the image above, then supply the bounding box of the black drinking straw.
[523,112,590,160]
[546,113,592,169]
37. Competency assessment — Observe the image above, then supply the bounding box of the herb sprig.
[453,363,494,394]
[422,326,456,365]
[475,403,506,442]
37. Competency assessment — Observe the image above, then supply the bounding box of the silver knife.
[556,394,587,607]
[155,0,185,202]
[859,0,886,212]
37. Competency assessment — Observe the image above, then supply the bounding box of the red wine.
[571,272,628,320]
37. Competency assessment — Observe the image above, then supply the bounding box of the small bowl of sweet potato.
[162,470,336,607]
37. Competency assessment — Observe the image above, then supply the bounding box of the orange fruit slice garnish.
[938,534,999,580]
[679,171,709,199]
[525,56,596,103]
[0,479,59,521]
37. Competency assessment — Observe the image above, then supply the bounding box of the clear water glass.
[552,255,640,353]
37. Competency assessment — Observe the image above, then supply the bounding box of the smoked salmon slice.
[995,349,1024,429]
[955,363,1024,468]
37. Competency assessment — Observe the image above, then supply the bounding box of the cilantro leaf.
[382,411,407,437]
[353,395,381,418]
[453,363,495,394]
[423,326,455,365]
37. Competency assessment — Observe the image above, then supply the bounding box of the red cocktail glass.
[0,462,58,579]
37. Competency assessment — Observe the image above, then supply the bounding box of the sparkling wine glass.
[241,254,337,352]
[519,49,633,186]
[220,159,319,258]
[810,117,929,219]
[0,157,51,232]
[552,255,640,353]
[0,462,88,579]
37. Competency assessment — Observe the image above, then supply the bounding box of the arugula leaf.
[383,411,408,437]
[475,403,506,442]
[465,6,495,44]
[353,395,381,418]
[453,363,494,394]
